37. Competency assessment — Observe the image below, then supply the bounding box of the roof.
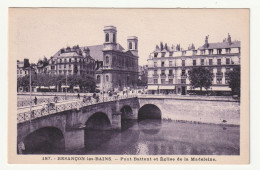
[52,43,126,62]
[199,41,240,50]
[80,45,103,61]
[58,51,81,57]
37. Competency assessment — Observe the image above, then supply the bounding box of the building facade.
[147,34,240,95]
[44,45,96,77]
[17,59,31,78]
[95,26,139,92]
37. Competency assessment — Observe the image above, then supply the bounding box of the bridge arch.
[120,105,133,120]
[138,104,162,120]
[21,126,65,154]
[85,112,111,130]
[84,112,112,151]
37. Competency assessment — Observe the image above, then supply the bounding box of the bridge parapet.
[17,94,137,123]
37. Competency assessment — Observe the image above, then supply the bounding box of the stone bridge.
[17,95,240,154]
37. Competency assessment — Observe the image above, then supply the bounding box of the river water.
[69,119,239,155]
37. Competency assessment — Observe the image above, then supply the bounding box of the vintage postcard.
[8,8,249,164]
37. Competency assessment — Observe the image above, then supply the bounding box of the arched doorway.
[138,104,162,120]
[84,112,113,152]
[120,105,135,131]
[22,127,65,154]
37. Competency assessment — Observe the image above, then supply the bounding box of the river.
[67,119,239,155]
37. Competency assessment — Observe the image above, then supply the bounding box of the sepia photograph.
[8,8,249,164]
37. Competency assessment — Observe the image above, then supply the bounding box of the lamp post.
[29,66,32,124]
[65,72,67,100]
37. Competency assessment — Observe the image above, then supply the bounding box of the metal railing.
[17,94,137,123]
[17,95,78,107]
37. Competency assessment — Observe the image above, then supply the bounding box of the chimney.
[227,33,232,45]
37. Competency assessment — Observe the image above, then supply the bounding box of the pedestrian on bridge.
[77,93,80,99]
[34,96,37,105]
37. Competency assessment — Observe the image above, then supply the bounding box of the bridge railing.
[17,95,79,108]
[17,94,137,123]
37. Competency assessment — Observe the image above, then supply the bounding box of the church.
[50,25,139,92]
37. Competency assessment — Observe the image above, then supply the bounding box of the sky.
[9,8,248,65]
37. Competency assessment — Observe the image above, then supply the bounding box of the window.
[60,59,62,63]
[181,69,186,76]
[69,64,71,68]
[169,79,173,84]
[161,79,165,84]
[161,52,166,58]
[217,49,222,54]
[25,71,27,74]
[52,61,55,64]
[105,33,109,42]
[182,60,185,66]
[51,66,55,70]
[20,70,22,74]
[69,58,71,62]
[75,58,77,62]
[154,53,158,58]
[181,79,186,84]
[64,64,66,68]
[154,79,158,84]
[154,70,157,75]
[154,62,157,67]
[113,33,116,43]
[209,59,213,65]
[200,50,205,55]
[161,70,165,75]
[217,59,221,65]
[209,49,213,55]
[226,58,230,65]
[193,60,196,66]
[106,56,109,64]
[106,75,109,82]
[169,61,173,67]
[201,59,204,66]
[225,48,230,54]
[169,69,173,76]
[161,61,165,67]
[169,52,173,56]
[217,67,222,73]
[64,59,67,63]
[217,78,222,84]
[129,42,132,49]
[97,75,101,83]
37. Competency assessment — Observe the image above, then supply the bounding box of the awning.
[61,85,70,88]
[73,86,80,89]
[159,86,175,90]
[147,85,159,90]
[49,86,56,89]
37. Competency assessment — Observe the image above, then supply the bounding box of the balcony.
[181,74,187,79]
[160,74,166,78]
[216,72,223,78]
[168,74,174,78]
[153,74,159,78]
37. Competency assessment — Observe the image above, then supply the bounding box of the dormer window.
[154,53,158,58]
[161,52,166,58]
[217,49,222,54]
[225,48,230,54]
[209,49,213,55]
[113,33,116,43]
[169,52,173,56]
[200,50,205,55]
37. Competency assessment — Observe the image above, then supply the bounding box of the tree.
[188,67,213,94]
[228,66,240,96]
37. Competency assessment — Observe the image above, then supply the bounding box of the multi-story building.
[17,59,31,78]
[45,45,96,77]
[147,34,240,95]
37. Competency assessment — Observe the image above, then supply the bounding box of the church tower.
[127,36,138,56]
[103,25,117,51]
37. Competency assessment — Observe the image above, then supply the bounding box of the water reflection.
[138,119,162,135]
